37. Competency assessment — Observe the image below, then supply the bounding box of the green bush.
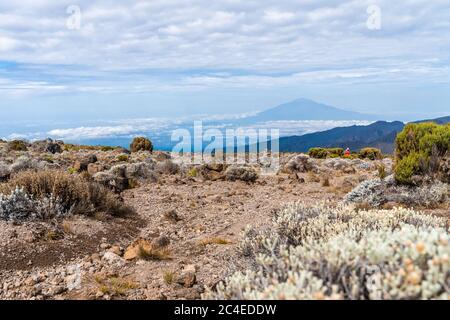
[130,137,153,153]
[117,154,129,162]
[359,147,382,160]
[394,122,450,184]
[308,147,343,159]
[64,144,119,152]
[7,140,28,151]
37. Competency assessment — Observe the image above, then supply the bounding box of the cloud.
[0,0,449,96]
[43,118,373,141]
[0,37,18,51]
[263,10,296,24]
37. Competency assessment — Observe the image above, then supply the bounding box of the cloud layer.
[1,0,450,95]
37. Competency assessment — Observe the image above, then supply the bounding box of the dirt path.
[119,174,342,299]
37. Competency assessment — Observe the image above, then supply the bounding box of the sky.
[0,0,450,138]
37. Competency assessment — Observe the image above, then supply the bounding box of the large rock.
[93,171,129,192]
[345,175,448,208]
[283,154,317,173]
[74,154,99,172]
[87,163,105,175]
[155,160,179,175]
[176,265,197,288]
[123,239,152,261]
[224,165,258,182]
[198,164,225,181]
[93,162,157,191]
[323,158,356,173]
[126,162,157,180]
[31,139,63,154]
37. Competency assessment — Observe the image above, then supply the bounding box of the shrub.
[64,144,118,152]
[117,154,129,162]
[283,154,316,173]
[321,176,330,187]
[0,188,58,221]
[377,163,387,179]
[344,177,449,208]
[394,123,450,184]
[130,137,153,153]
[359,147,382,160]
[7,140,28,151]
[205,203,449,300]
[308,148,343,159]
[0,170,132,220]
[187,167,198,177]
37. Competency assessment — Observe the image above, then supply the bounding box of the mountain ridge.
[236,98,380,124]
[278,116,450,154]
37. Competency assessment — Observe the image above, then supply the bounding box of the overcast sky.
[1,0,450,122]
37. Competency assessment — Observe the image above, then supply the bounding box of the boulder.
[176,265,197,288]
[87,163,105,175]
[323,158,356,173]
[155,160,179,175]
[31,139,63,154]
[224,165,258,182]
[87,154,98,164]
[283,154,316,173]
[73,160,88,172]
[93,162,158,192]
[93,171,129,192]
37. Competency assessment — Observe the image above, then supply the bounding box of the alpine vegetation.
[0,170,132,221]
[344,176,449,208]
[204,202,449,300]
[0,187,65,221]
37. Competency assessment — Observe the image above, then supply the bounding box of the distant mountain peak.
[244,98,379,122]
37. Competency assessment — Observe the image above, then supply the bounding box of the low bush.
[116,154,129,162]
[359,147,382,160]
[205,203,449,300]
[130,137,153,153]
[394,123,450,184]
[344,177,448,208]
[308,148,343,159]
[377,163,387,179]
[64,144,119,152]
[0,170,132,221]
[7,140,28,151]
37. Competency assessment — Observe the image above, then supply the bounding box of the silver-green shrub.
[205,203,449,300]
[0,187,66,221]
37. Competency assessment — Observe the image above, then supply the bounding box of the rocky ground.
[0,139,448,300]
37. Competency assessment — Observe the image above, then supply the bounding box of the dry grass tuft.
[137,245,171,261]
[307,172,321,183]
[0,169,133,217]
[94,274,138,297]
[199,237,232,246]
[321,176,331,187]
[163,271,175,284]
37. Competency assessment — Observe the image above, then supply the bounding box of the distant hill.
[278,116,450,154]
[279,121,404,153]
[416,116,450,125]
[238,98,379,123]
